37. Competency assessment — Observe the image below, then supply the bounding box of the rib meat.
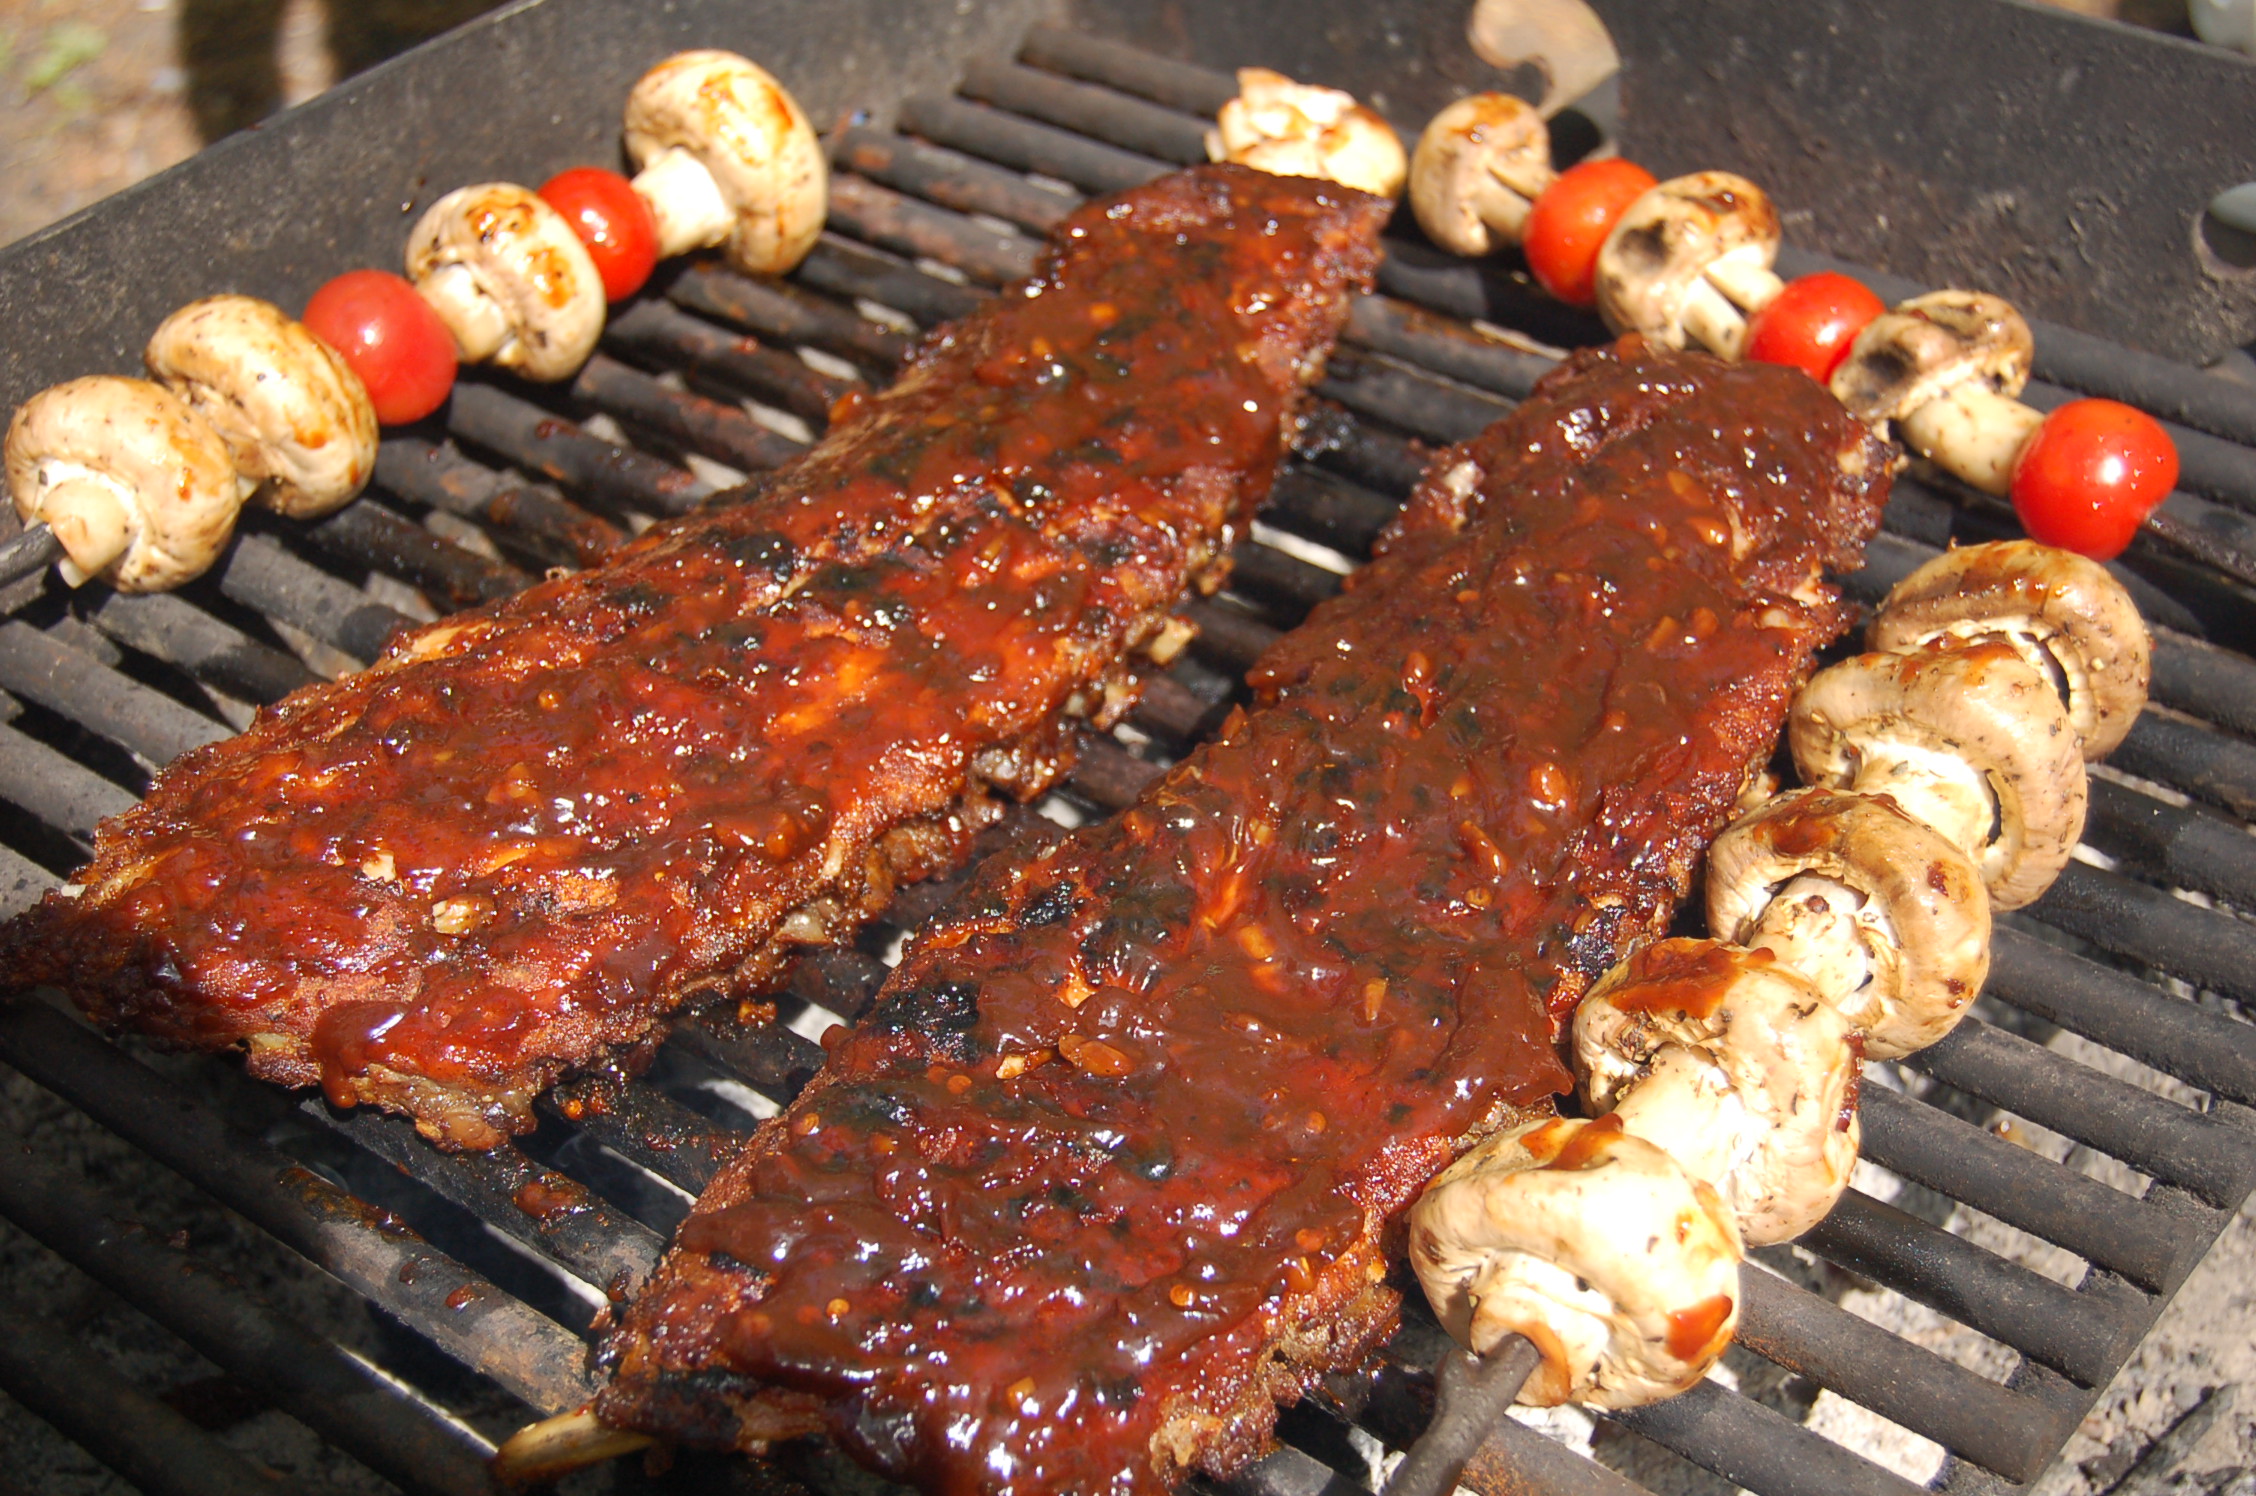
[596,339,1892,1495]
[0,165,1388,1149]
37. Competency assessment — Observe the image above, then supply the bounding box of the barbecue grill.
[2,2,2254,1494]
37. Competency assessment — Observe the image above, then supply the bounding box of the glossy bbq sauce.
[32,168,1387,1142]
[612,345,1891,1494]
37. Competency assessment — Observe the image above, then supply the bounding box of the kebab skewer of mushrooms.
[1408,541,2150,1432]
[0,46,830,595]
[1400,96,2183,563]
[5,296,381,592]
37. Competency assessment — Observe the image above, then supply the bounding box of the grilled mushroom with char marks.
[1408,93,1556,256]
[5,376,244,593]
[1592,171,1784,359]
[1707,787,1991,1059]
[1410,1114,1743,1409]
[1790,640,2086,909]
[144,294,379,520]
[405,183,606,382]
[1831,290,2038,496]
[623,50,827,276]
[1870,540,2150,759]
[1206,67,1408,199]
[1574,939,1861,1246]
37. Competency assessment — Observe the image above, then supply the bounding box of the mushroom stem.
[415,263,512,365]
[1745,873,1880,1004]
[1841,736,1997,859]
[1681,256,1784,361]
[1899,385,2045,498]
[1706,255,1785,317]
[35,472,135,587]
[631,145,737,259]
[494,1408,654,1486]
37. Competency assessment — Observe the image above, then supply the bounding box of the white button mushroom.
[144,294,379,520]
[5,375,247,593]
[405,184,606,382]
[1206,68,1408,200]
[1408,93,1556,256]
[1410,1114,1743,1409]
[1573,939,1860,1247]
[1706,787,1992,1060]
[623,49,827,275]
[1790,641,2087,909]
[1830,291,2039,496]
[1592,172,1785,359]
[1868,540,2151,760]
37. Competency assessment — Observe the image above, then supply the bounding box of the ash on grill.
[1,21,2254,1496]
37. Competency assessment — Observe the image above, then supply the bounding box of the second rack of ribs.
[597,341,1892,1496]
[0,165,1389,1149]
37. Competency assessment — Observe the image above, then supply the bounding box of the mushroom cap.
[1574,939,1860,1246]
[1411,1114,1743,1409]
[1592,171,1779,347]
[1791,641,2087,909]
[404,184,605,382]
[1829,290,2033,426]
[1870,540,2150,759]
[622,49,827,277]
[1408,93,1556,256]
[1206,67,1408,200]
[145,294,378,520]
[5,375,242,593]
[1707,787,1991,1059]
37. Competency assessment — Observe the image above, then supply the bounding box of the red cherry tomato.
[1522,158,1659,307]
[539,167,660,302]
[2009,398,2178,560]
[303,270,458,425]
[1744,272,1886,384]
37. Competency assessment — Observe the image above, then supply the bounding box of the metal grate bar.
[0,1131,497,1496]
[2029,860,2256,1007]
[573,350,807,475]
[213,533,412,666]
[2084,775,2256,907]
[834,125,1080,233]
[79,588,319,704]
[1733,1265,2070,1482]
[898,91,1172,195]
[957,59,1213,165]
[666,264,913,372]
[0,712,140,835]
[284,496,531,610]
[1017,23,1241,117]
[0,1291,298,1496]
[305,1102,667,1298]
[447,381,712,521]
[1801,1188,2140,1385]
[0,618,228,765]
[1857,1082,2207,1292]
[1903,1016,2256,1207]
[1983,925,2256,1107]
[828,173,1041,285]
[1612,1376,1929,1496]
[373,436,627,570]
[0,999,591,1416]
[604,297,851,427]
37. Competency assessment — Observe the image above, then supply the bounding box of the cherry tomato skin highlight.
[539,167,660,302]
[1522,158,1659,307]
[1745,272,1886,384]
[2010,399,2178,560]
[302,270,458,426]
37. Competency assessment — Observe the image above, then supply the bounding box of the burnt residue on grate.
[1,21,2255,1496]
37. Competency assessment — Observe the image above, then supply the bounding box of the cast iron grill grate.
[1,22,2254,1496]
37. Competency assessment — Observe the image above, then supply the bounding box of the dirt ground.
[0,0,501,248]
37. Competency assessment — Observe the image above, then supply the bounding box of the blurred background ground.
[0,0,502,248]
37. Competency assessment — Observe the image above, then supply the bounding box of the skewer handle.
[0,524,61,591]
[1381,1333,1543,1496]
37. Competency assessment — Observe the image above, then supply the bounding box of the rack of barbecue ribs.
[595,339,1892,1495]
[0,164,1390,1150]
